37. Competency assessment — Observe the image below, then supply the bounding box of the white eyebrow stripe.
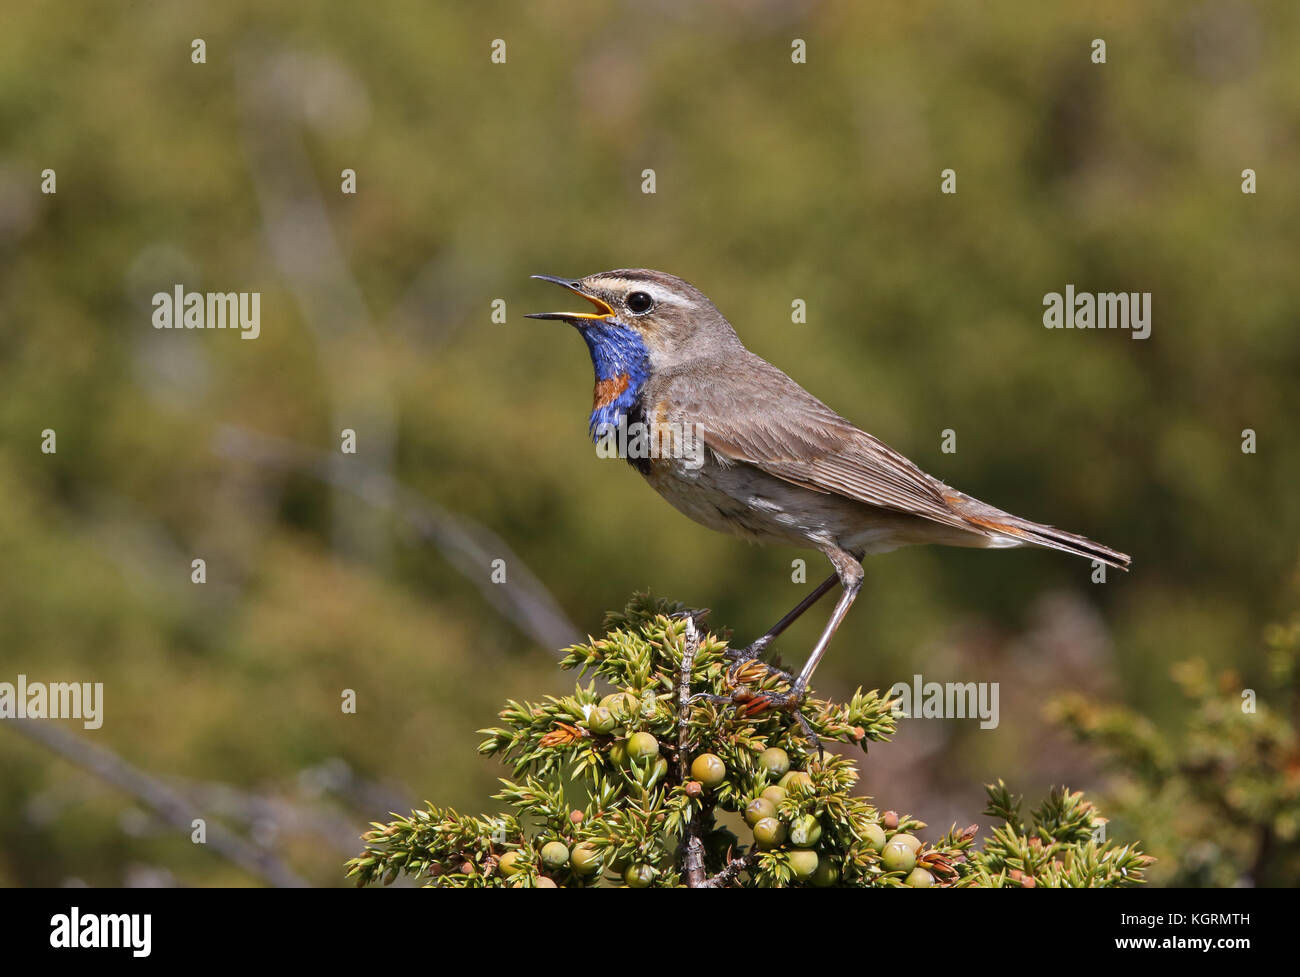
[590,276,692,314]
[596,277,673,302]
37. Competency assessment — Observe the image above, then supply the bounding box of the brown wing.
[658,352,976,535]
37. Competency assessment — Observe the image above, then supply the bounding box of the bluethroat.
[529,270,1130,741]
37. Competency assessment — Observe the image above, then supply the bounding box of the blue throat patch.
[581,320,651,439]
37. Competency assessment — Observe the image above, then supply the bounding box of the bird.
[528,269,1130,736]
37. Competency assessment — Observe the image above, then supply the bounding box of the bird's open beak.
[525,275,615,322]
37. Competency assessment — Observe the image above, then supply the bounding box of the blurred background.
[1,0,1298,886]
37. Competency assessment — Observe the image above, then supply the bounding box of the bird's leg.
[726,572,839,663]
[721,571,838,696]
[749,547,864,728]
[798,556,863,690]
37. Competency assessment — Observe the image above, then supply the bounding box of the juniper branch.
[677,615,707,887]
[703,852,757,888]
[350,594,1148,888]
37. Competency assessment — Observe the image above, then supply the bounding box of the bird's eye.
[626,291,655,315]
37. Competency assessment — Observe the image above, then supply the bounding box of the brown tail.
[961,509,1131,571]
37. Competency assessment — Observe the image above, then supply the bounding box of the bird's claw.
[724,680,823,757]
[687,691,732,707]
[724,635,772,662]
[669,607,709,626]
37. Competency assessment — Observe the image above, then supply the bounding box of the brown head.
[527,269,743,371]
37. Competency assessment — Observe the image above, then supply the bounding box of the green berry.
[626,731,660,763]
[788,849,819,880]
[624,864,655,888]
[892,833,922,854]
[863,823,887,852]
[758,747,790,778]
[570,843,601,876]
[779,770,813,793]
[906,867,934,888]
[599,692,637,721]
[882,841,917,874]
[789,814,823,849]
[753,817,787,848]
[744,797,777,827]
[497,851,525,877]
[608,739,628,767]
[586,706,616,735]
[690,753,725,787]
[540,841,569,871]
[811,860,840,887]
[536,876,558,888]
[761,785,788,805]
[690,753,726,788]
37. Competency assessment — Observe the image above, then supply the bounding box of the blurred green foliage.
[1,1,1297,885]
[1051,578,1300,887]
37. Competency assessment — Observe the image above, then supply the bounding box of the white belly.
[641,451,925,555]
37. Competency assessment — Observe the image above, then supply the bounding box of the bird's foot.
[685,659,791,708]
[723,637,795,686]
[724,634,773,662]
[686,650,823,755]
[724,673,822,757]
[688,692,734,708]
[669,607,710,627]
